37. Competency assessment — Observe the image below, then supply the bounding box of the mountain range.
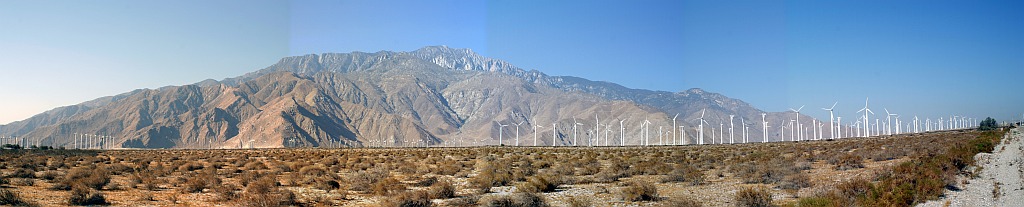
[0,46,823,148]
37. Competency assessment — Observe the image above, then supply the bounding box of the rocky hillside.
[0,46,822,148]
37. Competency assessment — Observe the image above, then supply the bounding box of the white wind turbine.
[495,121,508,146]
[619,119,627,146]
[812,119,818,140]
[573,118,583,146]
[719,122,724,144]
[644,119,652,146]
[822,102,837,139]
[697,109,706,145]
[513,121,524,146]
[789,105,805,141]
[552,123,558,146]
[680,126,686,145]
[857,98,874,138]
[789,120,795,141]
[729,115,735,144]
[672,114,679,145]
[593,114,600,147]
[741,117,747,143]
[835,117,842,138]
[884,108,896,136]
[534,122,543,146]
[761,113,768,143]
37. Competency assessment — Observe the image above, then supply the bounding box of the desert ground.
[0,128,1011,207]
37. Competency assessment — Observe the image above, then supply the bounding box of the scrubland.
[0,128,1009,207]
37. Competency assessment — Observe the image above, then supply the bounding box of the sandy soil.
[919,127,1024,207]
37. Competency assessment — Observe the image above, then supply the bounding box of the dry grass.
[0,129,1005,206]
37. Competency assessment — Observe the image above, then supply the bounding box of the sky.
[1,0,1022,125]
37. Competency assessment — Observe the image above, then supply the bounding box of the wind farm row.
[480,97,993,148]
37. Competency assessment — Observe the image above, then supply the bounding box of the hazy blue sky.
[1,0,1022,125]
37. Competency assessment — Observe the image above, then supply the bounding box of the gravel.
[919,127,1024,207]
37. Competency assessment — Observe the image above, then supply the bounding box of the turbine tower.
[672,114,679,146]
[822,102,837,139]
[789,105,805,141]
[857,98,874,137]
[513,121,524,146]
[884,108,897,136]
[495,121,507,146]
[761,113,768,143]
[697,109,706,145]
[533,122,543,146]
[729,115,735,144]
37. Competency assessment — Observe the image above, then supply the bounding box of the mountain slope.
[0,46,824,148]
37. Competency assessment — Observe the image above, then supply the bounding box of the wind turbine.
[884,108,897,136]
[857,98,874,138]
[534,122,543,146]
[672,114,679,146]
[552,123,558,146]
[573,118,583,146]
[789,105,805,141]
[719,122,724,144]
[643,119,652,146]
[495,121,508,146]
[619,119,627,146]
[513,121,524,146]
[741,117,747,143]
[593,114,600,147]
[697,109,706,145]
[729,115,735,144]
[822,102,837,139]
[788,120,795,141]
[761,113,768,143]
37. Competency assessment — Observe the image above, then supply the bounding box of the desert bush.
[621,180,659,202]
[68,185,107,206]
[36,170,61,180]
[778,173,812,190]
[428,179,457,199]
[735,187,772,207]
[516,174,559,193]
[181,169,221,193]
[0,189,31,206]
[8,168,35,178]
[595,158,630,183]
[660,196,703,207]
[415,176,439,187]
[566,197,591,207]
[662,164,704,185]
[380,190,432,207]
[832,154,864,170]
[348,166,389,191]
[9,178,34,186]
[236,175,298,207]
[481,192,546,207]
[371,177,406,196]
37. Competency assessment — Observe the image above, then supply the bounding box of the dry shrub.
[371,177,406,196]
[36,170,61,181]
[9,168,35,178]
[733,157,797,184]
[428,179,457,199]
[181,169,221,193]
[595,158,630,183]
[662,164,704,186]
[0,189,32,206]
[481,192,546,207]
[348,166,389,191]
[380,190,432,207]
[68,185,107,206]
[566,197,592,207]
[470,159,514,192]
[235,176,298,207]
[516,174,560,193]
[9,178,34,186]
[661,196,703,207]
[832,154,864,170]
[621,180,659,202]
[778,173,812,190]
[735,187,772,207]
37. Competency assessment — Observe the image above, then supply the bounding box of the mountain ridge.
[0,46,822,148]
